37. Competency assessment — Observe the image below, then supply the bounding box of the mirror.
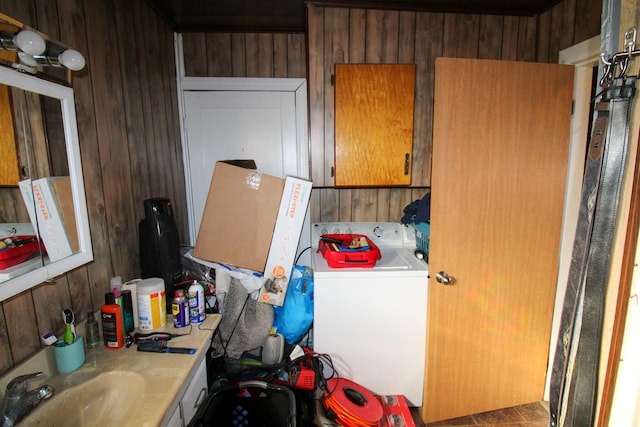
[0,61,92,300]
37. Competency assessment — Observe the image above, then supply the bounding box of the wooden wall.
[0,0,184,375]
[0,0,602,376]
[305,1,601,223]
[181,32,307,79]
[181,1,601,225]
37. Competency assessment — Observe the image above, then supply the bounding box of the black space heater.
[139,198,182,310]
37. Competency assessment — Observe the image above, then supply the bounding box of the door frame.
[174,34,309,244]
[544,35,600,399]
[551,34,640,425]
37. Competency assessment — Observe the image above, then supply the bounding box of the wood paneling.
[0,0,185,375]
[0,0,601,376]
[304,0,600,223]
[179,1,600,225]
[147,0,598,34]
[182,32,307,79]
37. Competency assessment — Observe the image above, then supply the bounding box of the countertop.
[2,314,221,426]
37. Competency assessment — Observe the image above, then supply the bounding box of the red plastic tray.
[317,234,381,268]
[0,236,44,270]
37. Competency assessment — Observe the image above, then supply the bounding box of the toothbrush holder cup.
[54,335,85,374]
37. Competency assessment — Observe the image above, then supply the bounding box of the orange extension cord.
[322,378,383,427]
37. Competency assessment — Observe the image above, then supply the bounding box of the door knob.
[435,271,454,285]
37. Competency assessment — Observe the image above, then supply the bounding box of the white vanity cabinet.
[3,314,221,427]
[165,354,209,427]
[166,406,182,427]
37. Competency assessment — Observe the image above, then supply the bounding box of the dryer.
[311,222,429,406]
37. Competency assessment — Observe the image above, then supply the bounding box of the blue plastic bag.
[273,265,313,344]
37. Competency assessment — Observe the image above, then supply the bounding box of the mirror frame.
[0,64,92,301]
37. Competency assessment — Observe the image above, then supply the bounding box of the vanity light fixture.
[0,30,46,55]
[57,49,85,71]
[18,49,86,71]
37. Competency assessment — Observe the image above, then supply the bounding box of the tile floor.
[410,401,550,427]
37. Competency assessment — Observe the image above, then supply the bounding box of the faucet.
[1,372,53,427]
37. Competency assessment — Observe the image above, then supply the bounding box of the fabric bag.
[273,265,314,344]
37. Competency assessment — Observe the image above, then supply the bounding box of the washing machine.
[311,222,429,406]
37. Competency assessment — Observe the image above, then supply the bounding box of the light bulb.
[13,30,46,55]
[58,49,85,71]
[17,51,38,66]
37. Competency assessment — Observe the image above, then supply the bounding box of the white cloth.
[185,249,264,298]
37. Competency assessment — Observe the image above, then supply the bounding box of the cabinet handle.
[404,153,410,175]
[194,387,207,409]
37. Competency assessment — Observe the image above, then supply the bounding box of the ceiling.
[146,0,564,33]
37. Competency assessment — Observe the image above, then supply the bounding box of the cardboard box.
[259,176,312,306]
[50,176,79,253]
[30,177,76,262]
[193,161,285,272]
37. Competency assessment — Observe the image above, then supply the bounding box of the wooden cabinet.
[334,64,415,187]
[0,83,20,186]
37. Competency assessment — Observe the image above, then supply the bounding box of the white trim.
[559,36,602,67]
[173,35,310,245]
[174,32,193,241]
[545,35,600,400]
[0,65,93,301]
[181,76,307,93]
[609,240,640,426]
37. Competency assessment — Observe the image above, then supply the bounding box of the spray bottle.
[188,280,205,325]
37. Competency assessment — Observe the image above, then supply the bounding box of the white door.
[180,78,310,263]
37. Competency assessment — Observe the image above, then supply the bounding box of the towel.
[213,277,273,359]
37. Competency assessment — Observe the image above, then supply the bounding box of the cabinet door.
[180,356,208,425]
[334,64,415,187]
[165,406,182,427]
[0,84,20,186]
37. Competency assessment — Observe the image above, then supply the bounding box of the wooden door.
[334,64,415,186]
[423,58,574,422]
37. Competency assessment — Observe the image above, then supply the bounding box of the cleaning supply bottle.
[110,275,123,293]
[172,289,189,328]
[122,279,140,328]
[105,291,115,305]
[85,311,100,348]
[112,288,124,323]
[101,303,124,349]
[121,290,135,334]
[188,280,205,325]
[136,278,166,331]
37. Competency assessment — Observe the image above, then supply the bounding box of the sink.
[21,371,145,426]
